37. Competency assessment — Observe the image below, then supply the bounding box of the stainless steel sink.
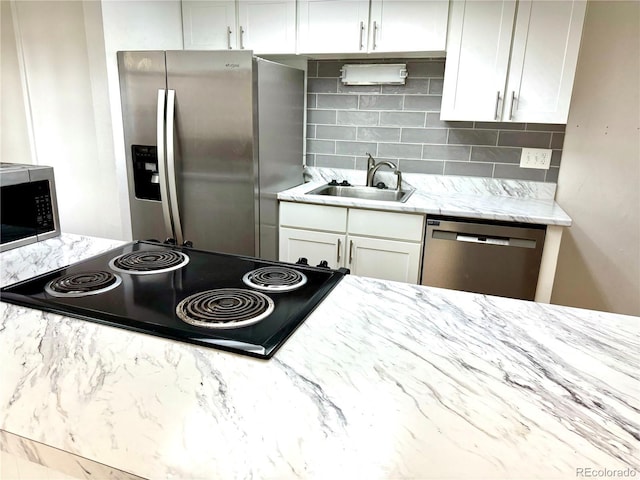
[306,184,415,203]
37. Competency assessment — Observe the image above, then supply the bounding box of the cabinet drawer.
[280,202,347,232]
[348,209,424,242]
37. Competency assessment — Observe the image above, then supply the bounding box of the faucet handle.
[366,152,376,170]
[394,170,403,191]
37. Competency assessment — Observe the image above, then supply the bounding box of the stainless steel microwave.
[0,163,61,252]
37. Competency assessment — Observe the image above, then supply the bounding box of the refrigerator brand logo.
[225,63,240,68]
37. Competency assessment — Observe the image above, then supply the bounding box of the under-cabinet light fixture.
[340,63,408,85]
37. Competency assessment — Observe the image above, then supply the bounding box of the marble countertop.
[277,169,572,227]
[2,235,638,479]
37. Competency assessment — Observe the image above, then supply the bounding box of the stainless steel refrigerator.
[117,50,304,260]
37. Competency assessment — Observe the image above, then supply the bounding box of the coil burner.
[109,250,189,275]
[45,271,122,298]
[176,288,275,329]
[242,266,307,292]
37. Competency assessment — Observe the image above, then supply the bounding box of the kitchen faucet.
[365,153,402,190]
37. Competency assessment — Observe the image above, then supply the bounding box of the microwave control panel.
[33,180,55,231]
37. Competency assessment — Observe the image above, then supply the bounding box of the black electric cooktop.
[0,241,348,359]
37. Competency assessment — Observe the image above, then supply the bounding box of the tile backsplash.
[305,59,564,183]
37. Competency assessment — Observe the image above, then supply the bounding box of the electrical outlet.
[520,148,552,169]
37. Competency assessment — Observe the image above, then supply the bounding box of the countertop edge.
[278,181,573,227]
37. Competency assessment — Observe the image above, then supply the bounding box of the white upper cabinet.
[440,1,515,121]
[183,1,238,49]
[441,0,586,123]
[297,0,370,54]
[368,0,449,53]
[297,0,449,55]
[506,1,586,122]
[182,0,296,54]
[237,0,297,53]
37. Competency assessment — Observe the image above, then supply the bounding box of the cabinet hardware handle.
[508,90,516,120]
[349,240,354,264]
[494,91,501,120]
[227,26,232,49]
[337,238,341,263]
[372,21,378,50]
[359,21,365,50]
[240,26,245,49]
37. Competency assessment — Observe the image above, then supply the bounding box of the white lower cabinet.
[279,202,424,284]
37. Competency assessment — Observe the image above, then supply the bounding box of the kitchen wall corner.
[551,1,640,316]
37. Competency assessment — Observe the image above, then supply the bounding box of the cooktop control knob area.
[296,257,309,265]
[316,261,329,268]
[328,179,352,186]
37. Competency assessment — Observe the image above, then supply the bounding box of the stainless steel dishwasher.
[421,217,546,300]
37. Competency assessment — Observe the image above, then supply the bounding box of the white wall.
[552,1,640,316]
[9,0,123,239]
[5,0,183,241]
[1,1,32,165]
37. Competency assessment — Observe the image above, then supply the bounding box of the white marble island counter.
[1,235,638,479]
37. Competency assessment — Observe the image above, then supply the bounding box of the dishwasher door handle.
[432,229,537,248]
[456,234,510,246]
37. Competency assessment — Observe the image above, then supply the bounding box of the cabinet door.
[440,0,516,121]
[368,0,448,53]
[182,1,237,50]
[237,0,297,53]
[347,235,422,284]
[279,227,346,268]
[298,0,370,54]
[505,0,586,123]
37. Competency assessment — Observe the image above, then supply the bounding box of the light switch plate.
[520,148,552,169]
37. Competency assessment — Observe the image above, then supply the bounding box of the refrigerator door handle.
[166,89,184,245]
[156,89,175,240]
